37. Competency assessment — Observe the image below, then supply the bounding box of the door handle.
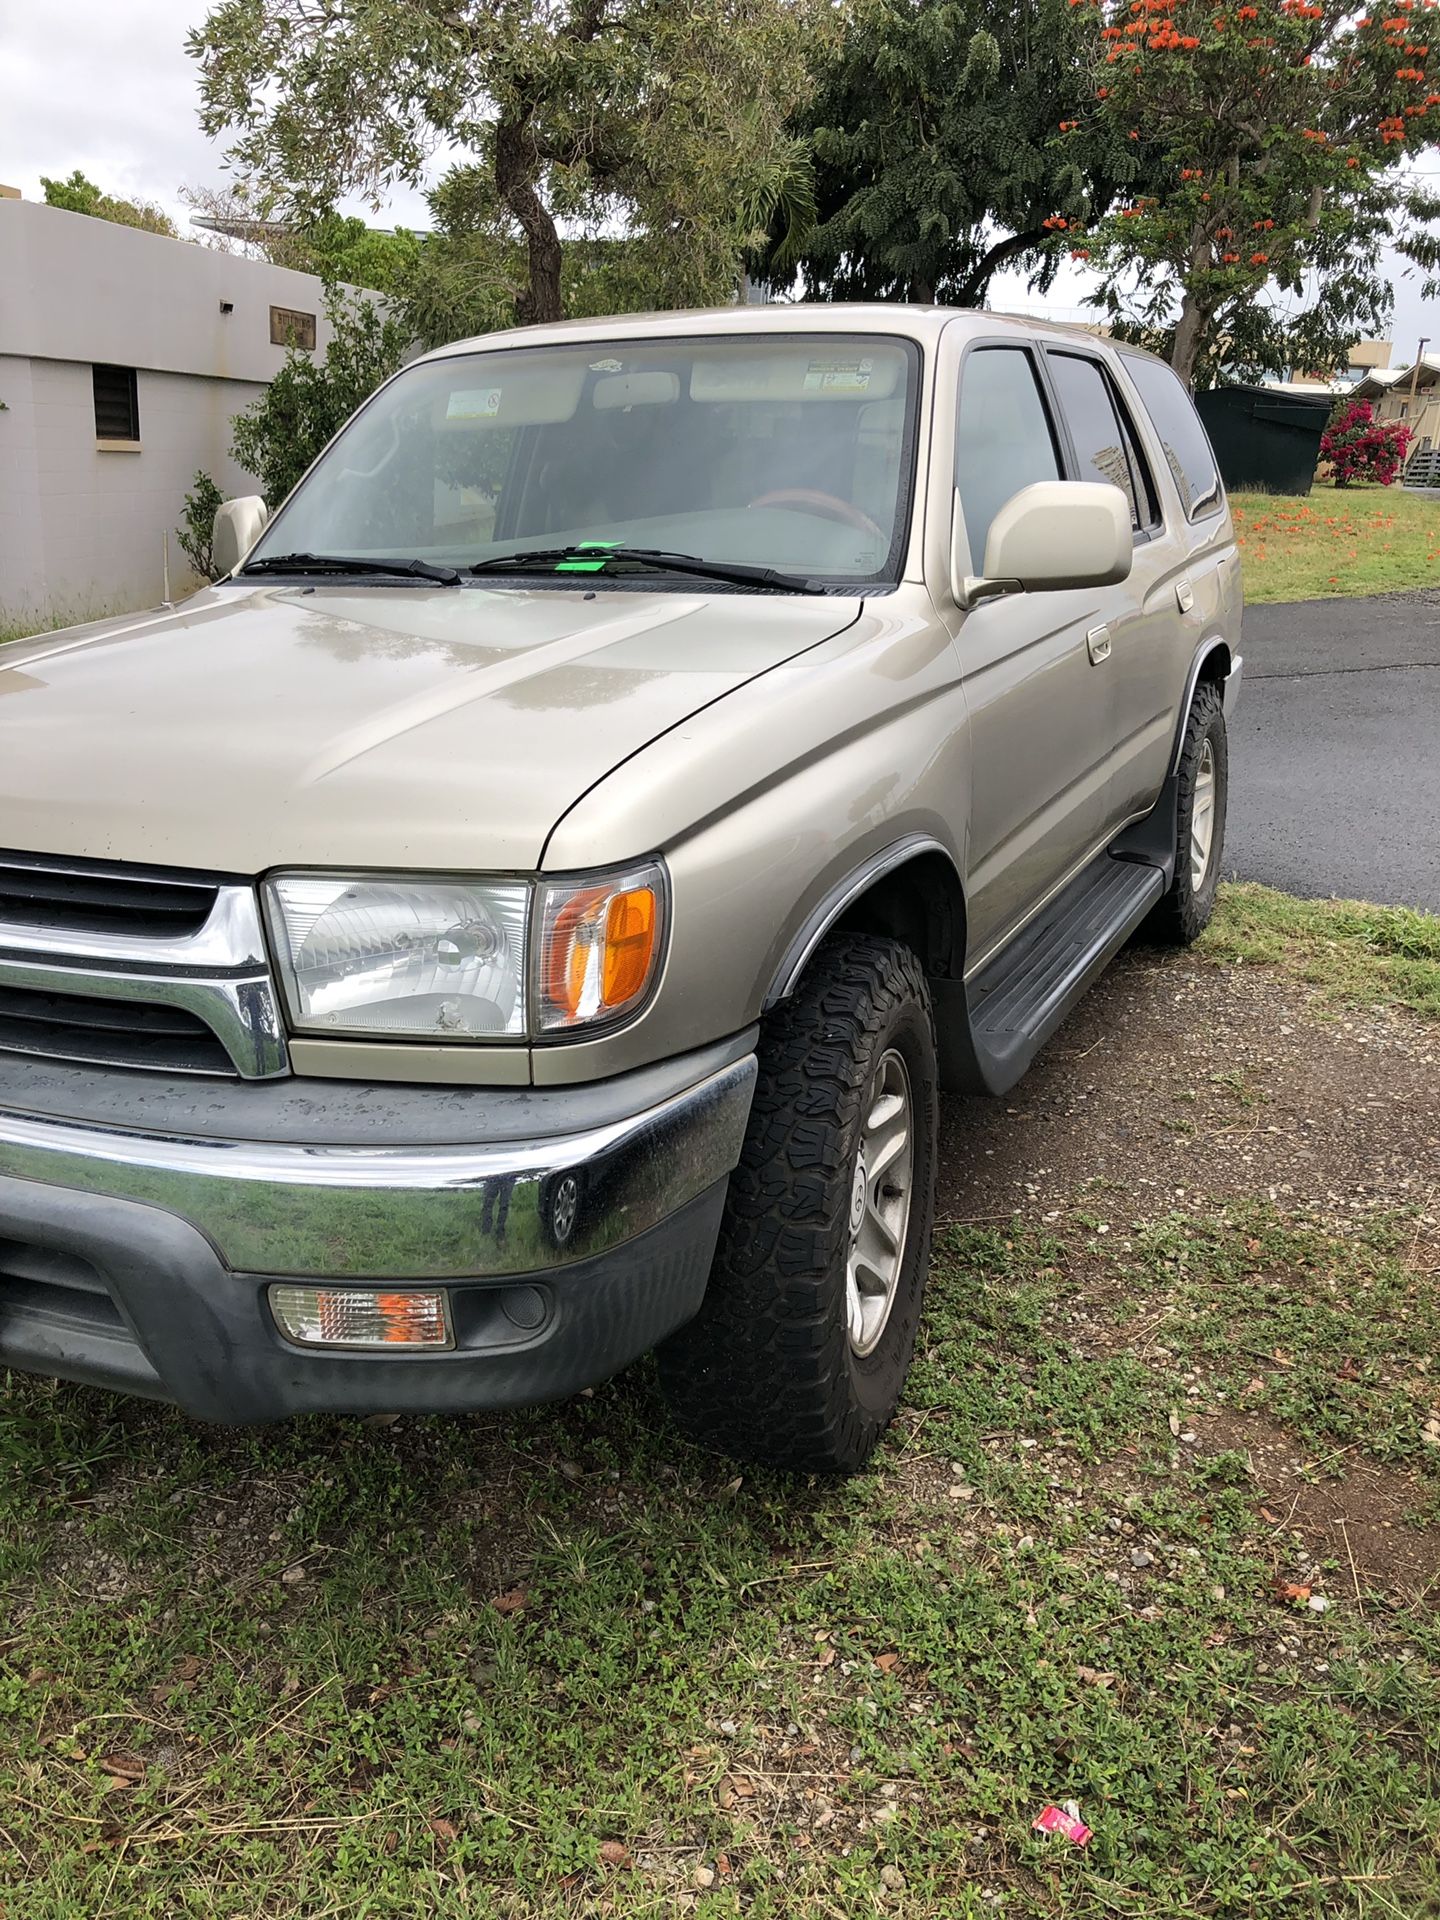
[1086,624,1112,665]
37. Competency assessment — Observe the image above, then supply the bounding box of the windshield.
[247,334,921,587]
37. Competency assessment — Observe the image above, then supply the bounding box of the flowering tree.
[1060,0,1440,386]
[1320,396,1413,482]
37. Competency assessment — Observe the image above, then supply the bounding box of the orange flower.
[1250,250,1270,263]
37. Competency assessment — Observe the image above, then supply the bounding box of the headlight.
[264,862,665,1042]
[265,874,531,1039]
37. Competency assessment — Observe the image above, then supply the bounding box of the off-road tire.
[656,933,937,1474]
[1148,679,1228,945]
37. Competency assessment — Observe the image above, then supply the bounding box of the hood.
[0,582,860,873]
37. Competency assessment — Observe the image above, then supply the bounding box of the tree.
[42,170,178,238]
[1321,395,1412,482]
[230,290,411,506]
[777,0,1138,306]
[176,472,226,581]
[188,0,819,330]
[182,183,424,296]
[1066,0,1440,387]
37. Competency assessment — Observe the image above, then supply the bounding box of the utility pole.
[1406,334,1430,415]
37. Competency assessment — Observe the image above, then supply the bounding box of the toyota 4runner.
[0,305,1241,1472]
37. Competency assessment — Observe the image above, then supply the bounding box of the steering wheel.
[746,488,887,543]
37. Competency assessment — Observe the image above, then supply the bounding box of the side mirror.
[212,496,271,578]
[954,481,1133,608]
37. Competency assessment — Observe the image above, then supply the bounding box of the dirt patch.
[938,946,1440,1226]
[1190,1407,1439,1603]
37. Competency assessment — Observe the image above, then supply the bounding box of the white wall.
[0,197,338,380]
[0,198,351,632]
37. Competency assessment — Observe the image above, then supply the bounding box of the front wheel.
[1148,678,1229,945]
[656,933,937,1474]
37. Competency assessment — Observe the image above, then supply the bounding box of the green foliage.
[175,472,225,583]
[1066,0,1440,386]
[230,292,411,507]
[41,170,178,238]
[189,0,822,333]
[779,0,1138,306]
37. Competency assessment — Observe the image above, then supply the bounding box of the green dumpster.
[1193,384,1331,496]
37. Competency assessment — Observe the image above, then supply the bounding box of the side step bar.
[935,852,1166,1097]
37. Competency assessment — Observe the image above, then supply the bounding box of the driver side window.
[955,347,1062,572]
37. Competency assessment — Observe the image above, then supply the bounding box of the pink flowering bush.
[1321,399,1412,487]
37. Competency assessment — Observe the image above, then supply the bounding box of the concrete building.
[0,194,341,632]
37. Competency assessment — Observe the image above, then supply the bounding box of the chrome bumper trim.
[0,1056,757,1278]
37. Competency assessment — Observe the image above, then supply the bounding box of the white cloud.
[0,0,437,230]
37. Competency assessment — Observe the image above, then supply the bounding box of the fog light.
[270,1285,454,1349]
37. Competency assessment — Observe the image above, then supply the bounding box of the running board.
[934,853,1165,1097]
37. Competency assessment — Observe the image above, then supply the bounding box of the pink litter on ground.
[1032,1804,1093,1846]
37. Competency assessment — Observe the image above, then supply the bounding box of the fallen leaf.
[491,1586,528,1616]
[874,1651,900,1673]
[1273,1580,1312,1605]
[815,1646,836,1668]
[1167,1410,1182,1438]
[382,1829,399,1856]
[598,1840,633,1868]
[427,1816,459,1844]
[1075,1666,1118,1689]
[96,1752,146,1783]
[172,1655,203,1682]
[1337,1358,1361,1382]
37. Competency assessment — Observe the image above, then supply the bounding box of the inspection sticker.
[446,388,503,419]
[803,357,874,394]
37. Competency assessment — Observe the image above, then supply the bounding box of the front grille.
[0,1236,127,1336]
[0,850,218,941]
[0,984,237,1076]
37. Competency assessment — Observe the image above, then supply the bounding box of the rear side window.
[955,346,1061,571]
[1122,355,1222,518]
[1047,351,1158,532]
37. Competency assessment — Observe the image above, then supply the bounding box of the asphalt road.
[1223,590,1440,912]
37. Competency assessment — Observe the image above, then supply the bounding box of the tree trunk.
[909,276,936,304]
[1169,289,1208,390]
[495,115,564,326]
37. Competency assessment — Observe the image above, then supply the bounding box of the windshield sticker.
[446,388,503,420]
[803,358,874,394]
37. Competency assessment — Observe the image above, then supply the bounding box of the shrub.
[231,290,411,508]
[1320,398,1412,487]
[176,471,225,582]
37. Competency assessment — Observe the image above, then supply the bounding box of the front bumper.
[0,1045,755,1422]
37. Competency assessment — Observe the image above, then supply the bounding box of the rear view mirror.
[213,496,271,577]
[956,481,1133,607]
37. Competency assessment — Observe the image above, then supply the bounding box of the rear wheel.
[656,933,937,1474]
[1148,679,1228,945]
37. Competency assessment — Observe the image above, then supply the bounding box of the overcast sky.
[2,0,1436,362]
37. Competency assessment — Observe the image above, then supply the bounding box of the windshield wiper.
[240,552,462,585]
[466,544,828,595]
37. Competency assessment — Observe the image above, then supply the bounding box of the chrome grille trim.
[0,862,288,1080]
[0,881,269,970]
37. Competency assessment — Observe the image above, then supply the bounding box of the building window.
[93,364,140,443]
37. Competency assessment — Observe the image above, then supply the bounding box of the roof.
[422,301,1172,366]
[1353,354,1440,399]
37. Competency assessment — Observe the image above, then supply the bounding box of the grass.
[1201,883,1440,1021]
[2,1204,1437,1919]
[1231,482,1440,604]
[3,895,1439,1916]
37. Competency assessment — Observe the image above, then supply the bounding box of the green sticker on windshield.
[554,541,620,574]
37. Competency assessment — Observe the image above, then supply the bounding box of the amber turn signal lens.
[603,887,657,1006]
[537,864,665,1031]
